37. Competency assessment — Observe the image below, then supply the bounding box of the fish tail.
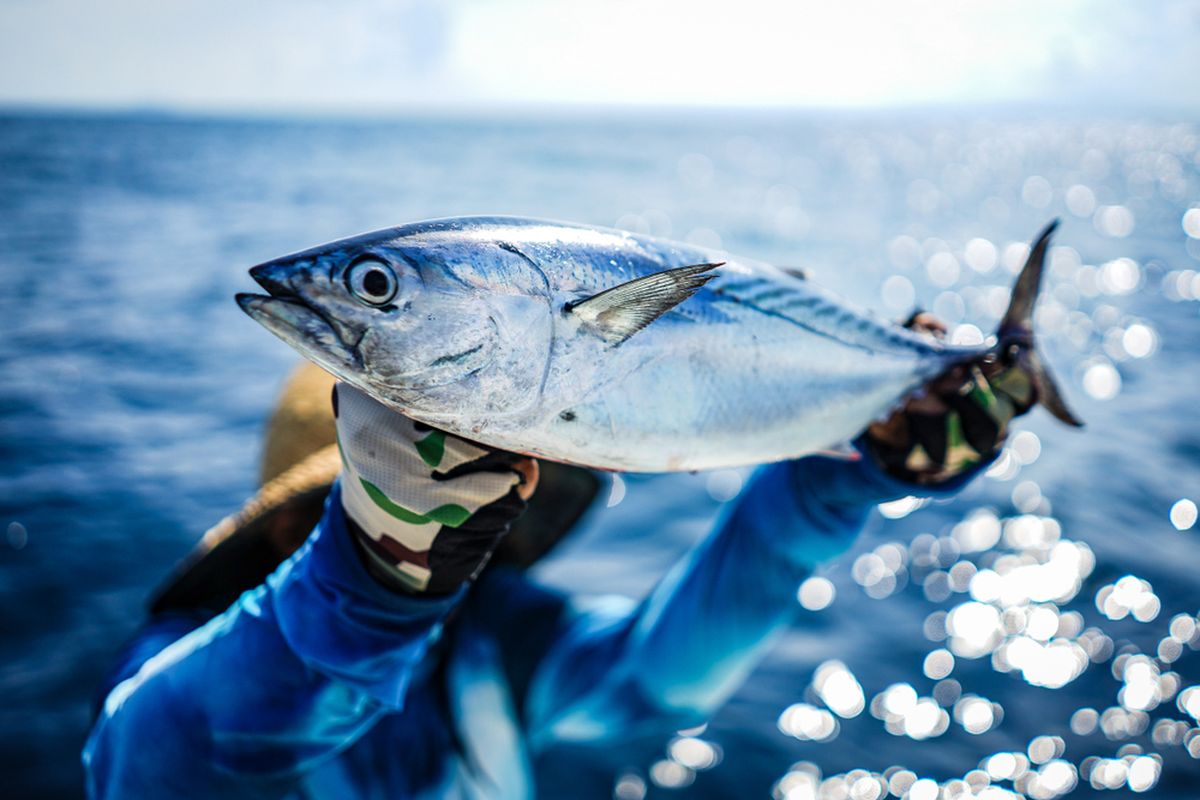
[993,219,1083,427]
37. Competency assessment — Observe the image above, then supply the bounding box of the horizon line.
[1,97,1197,123]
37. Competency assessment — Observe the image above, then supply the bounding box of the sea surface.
[1,109,1198,799]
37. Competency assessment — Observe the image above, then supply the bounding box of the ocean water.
[1,109,1198,799]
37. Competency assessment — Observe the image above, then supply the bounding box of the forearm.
[84,484,460,798]
[616,452,914,714]
[526,449,963,746]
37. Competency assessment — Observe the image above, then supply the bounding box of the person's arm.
[83,488,464,799]
[520,316,1033,749]
[84,385,533,799]
[518,448,958,750]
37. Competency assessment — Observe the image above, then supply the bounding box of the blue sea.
[1,109,1198,799]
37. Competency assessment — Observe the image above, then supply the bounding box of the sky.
[0,0,1197,113]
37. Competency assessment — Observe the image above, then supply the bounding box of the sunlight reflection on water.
[3,111,1199,797]
[615,122,1200,795]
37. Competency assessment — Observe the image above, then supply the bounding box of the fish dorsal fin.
[566,262,722,345]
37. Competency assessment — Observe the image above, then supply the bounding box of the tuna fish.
[237,217,1079,472]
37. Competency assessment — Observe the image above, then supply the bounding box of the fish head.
[237,226,552,419]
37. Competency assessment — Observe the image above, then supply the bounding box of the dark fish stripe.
[428,343,484,368]
[718,278,767,294]
[777,295,821,310]
[744,287,795,305]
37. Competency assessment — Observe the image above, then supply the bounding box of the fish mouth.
[236,285,362,378]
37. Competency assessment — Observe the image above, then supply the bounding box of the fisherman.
[83,315,1036,798]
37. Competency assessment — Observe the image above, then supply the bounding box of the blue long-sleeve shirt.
[84,452,972,799]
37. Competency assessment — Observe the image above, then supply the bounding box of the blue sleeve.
[522,446,981,749]
[83,482,461,799]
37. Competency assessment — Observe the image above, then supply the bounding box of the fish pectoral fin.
[566,262,722,345]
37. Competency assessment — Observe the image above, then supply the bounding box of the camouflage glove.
[334,383,537,594]
[864,313,1036,486]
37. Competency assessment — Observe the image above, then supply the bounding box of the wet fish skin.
[237,217,1054,472]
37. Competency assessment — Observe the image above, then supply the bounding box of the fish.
[236,216,1080,473]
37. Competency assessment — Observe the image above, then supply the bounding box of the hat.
[151,363,600,616]
[259,362,338,485]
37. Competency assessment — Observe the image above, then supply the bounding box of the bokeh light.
[798,576,837,611]
[1170,499,1198,531]
[813,661,866,719]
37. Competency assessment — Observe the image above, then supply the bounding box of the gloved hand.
[333,383,538,595]
[863,312,1036,486]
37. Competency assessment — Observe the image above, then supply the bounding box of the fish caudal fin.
[1027,348,1083,427]
[996,219,1084,427]
[1000,219,1057,333]
[566,262,723,345]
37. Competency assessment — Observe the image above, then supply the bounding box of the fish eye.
[345,258,398,306]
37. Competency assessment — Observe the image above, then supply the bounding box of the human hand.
[334,383,538,594]
[863,313,1036,486]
